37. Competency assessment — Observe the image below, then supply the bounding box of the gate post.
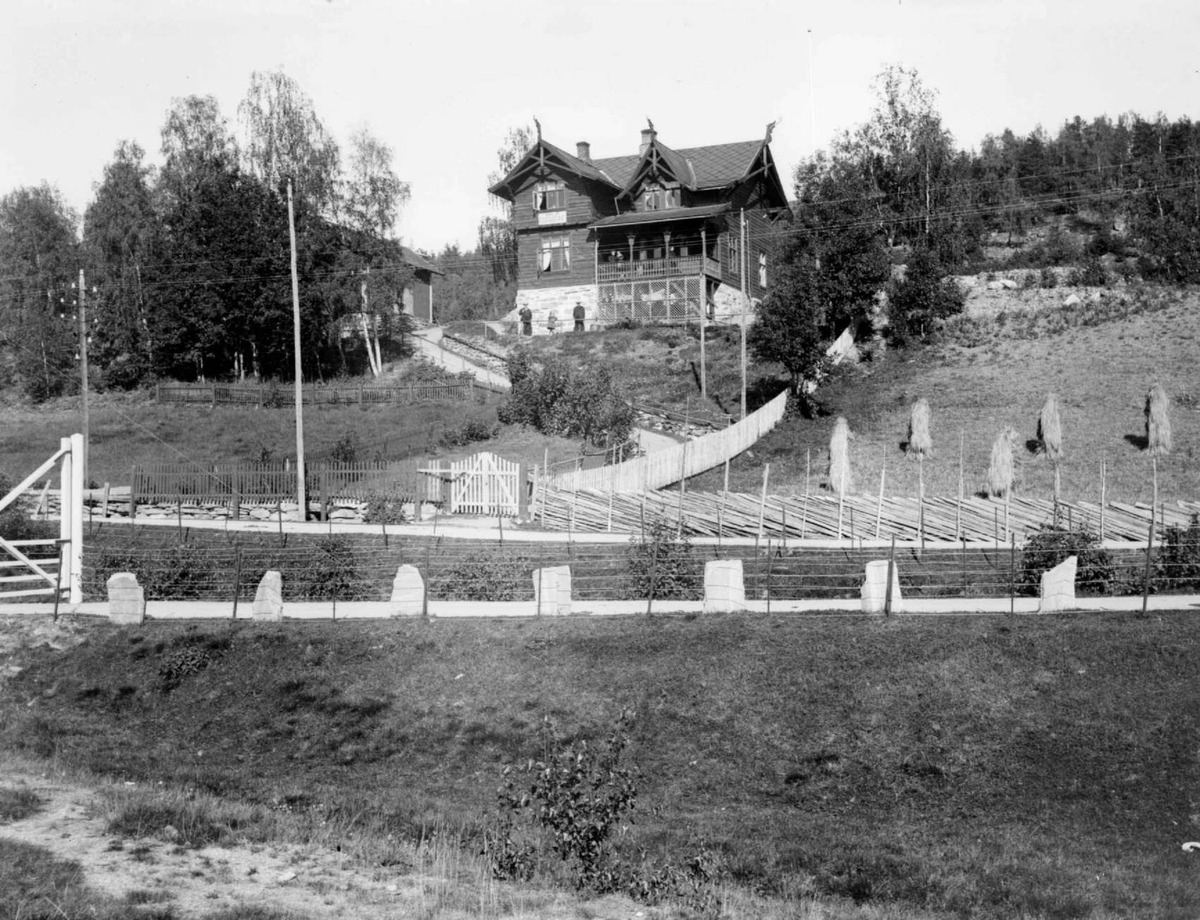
[58,435,84,604]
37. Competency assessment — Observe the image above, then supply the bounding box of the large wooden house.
[488,122,790,333]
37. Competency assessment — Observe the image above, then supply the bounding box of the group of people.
[518,301,587,336]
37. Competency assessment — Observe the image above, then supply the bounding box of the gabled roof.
[592,140,764,190]
[488,138,621,199]
[400,245,443,276]
[616,137,697,199]
[487,129,788,207]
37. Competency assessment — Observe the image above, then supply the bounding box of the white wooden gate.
[0,434,83,604]
[449,451,520,516]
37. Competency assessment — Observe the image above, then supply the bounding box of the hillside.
[2,612,1198,919]
[692,284,1199,505]
[522,283,1199,506]
[0,390,585,488]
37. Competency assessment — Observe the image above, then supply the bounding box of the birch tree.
[343,127,411,375]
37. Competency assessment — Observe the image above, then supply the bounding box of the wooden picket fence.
[132,460,434,511]
[131,452,530,518]
[154,380,495,408]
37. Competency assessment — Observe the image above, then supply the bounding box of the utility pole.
[807,29,818,154]
[287,180,307,521]
[740,209,748,419]
[77,269,90,485]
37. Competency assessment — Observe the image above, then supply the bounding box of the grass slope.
[0,392,583,487]
[690,292,1200,505]
[3,613,1198,919]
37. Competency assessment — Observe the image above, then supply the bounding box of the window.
[759,252,768,287]
[539,234,570,273]
[532,180,566,212]
[642,185,678,211]
[725,234,740,276]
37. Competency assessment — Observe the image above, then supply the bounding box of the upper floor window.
[642,185,679,211]
[725,234,741,276]
[533,180,567,212]
[539,234,570,273]
[759,252,768,287]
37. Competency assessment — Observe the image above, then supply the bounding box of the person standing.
[519,305,533,336]
[546,311,559,335]
[572,301,586,332]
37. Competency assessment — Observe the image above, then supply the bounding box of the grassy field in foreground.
[2,612,1198,919]
[0,391,584,488]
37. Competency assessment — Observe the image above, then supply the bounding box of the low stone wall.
[34,492,432,525]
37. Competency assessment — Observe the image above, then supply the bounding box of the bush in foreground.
[1020,526,1116,596]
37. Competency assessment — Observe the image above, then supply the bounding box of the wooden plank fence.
[550,389,789,492]
[534,486,1200,544]
[154,380,496,408]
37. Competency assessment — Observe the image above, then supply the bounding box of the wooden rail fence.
[534,486,1200,544]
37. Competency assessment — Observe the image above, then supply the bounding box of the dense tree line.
[755,65,1200,395]
[0,71,418,401]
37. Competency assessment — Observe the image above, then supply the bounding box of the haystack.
[828,417,852,497]
[907,398,933,458]
[1145,384,1172,457]
[986,427,1017,498]
[1038,393,1064,462]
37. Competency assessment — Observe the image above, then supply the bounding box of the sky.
[3,0,1198,253]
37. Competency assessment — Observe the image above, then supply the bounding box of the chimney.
[639,128,655,156]
[576,141,591,163]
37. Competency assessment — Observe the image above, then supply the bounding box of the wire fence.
[74,522,1200,605]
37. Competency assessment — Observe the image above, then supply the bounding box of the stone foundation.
[710,282,758,324]
[505,285,598,336]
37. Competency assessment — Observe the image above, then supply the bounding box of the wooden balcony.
[596,255,723,283]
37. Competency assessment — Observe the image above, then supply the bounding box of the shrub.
[92,541,221,600]
[499,349,635,448]
[0,473,57,541]
[1068,256,1109,287]
[1039,265,1058,289]
[362,492,409,525]
[432,551,531,601]
[290,536,367,600]
[1020,527,1116,596]
[887,249,966,344]
[329,433,360,464]
[1157,514,1200,591]
[485,712,641,891]
[440,419,496,448]
[624,516,701,601]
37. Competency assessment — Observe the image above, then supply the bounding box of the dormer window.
[642,185,678,211]
[533,180,566,211]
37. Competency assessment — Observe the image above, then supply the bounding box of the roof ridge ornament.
[535,117,541,141]
[765,119,778,144]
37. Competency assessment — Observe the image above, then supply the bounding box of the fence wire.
[76,524,1200,606]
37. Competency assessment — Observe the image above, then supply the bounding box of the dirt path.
[0,616,642,920]
[2,773,426,917]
